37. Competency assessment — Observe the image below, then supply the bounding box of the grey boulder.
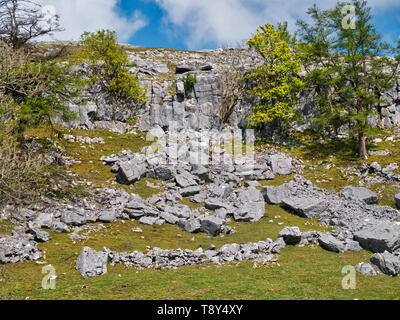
[270,237,287,253]
[76,247,108,278]
[34,212,54,229]
[200,216,224,236]
[282,197,327,218]
[370,251,400,276]
[152,166,176,181]
[61,209,87,226]
[117,161,147,185]
[219,243,241,262]
[234,187,265,222]
[180,186,201,197]
[395,194,400,209]
[175,172,198,188]
[191,164,211,182]
[139,216,159,226]
[345,239,363,252]
[354,222,400,253]
[205,198,230,210]
[355,263,377,276]
[261,184,290,204]
[341,186,378,204]
[160,212,180,225]
[98,209,116,223]
[279,227,302,245]
[269,154,293,175]
[28,224,51,243]
[179,218,201,233]
[51,221,70,233]
[318,233,346,253]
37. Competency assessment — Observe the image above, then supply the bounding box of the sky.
[39,0,400,50]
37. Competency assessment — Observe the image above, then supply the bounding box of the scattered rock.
[269,154,293,175]
[234,187,265,222]
[354,222,400,253]
[98,210,116,223]
[200,216,224,236]
[279,227,302,245]
[76,247,108,278]
[282,197,327,218]
[370,251,400,276]
[0,235,41,263]
[355,263,377,276]
[341,186,378,204]
[318,233,345,253]
[262,184,290,204]
[395,194,400,209]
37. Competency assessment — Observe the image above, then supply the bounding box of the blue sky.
[42,0,400,51]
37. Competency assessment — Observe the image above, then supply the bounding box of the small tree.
[183,73,197,97]
[297,0,400,159]
[76,29,146,109]
[246,23,304,129]
[219,57,247,124]
[0,41,81,142]
[0,0,63,49]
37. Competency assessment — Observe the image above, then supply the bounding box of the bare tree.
[219,56,247,124]
[0,0,63,49]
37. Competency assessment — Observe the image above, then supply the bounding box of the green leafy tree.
[297,0,400,159]
[76,29,146,109]
[246,23,304,129]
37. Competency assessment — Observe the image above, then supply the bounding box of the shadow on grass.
[256,131,362,165]
[300,138,360,164]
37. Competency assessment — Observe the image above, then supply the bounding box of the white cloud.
[153,0,400,49]
[38,0,148,42]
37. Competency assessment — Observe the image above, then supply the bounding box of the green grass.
[2,126,400,300]
[0,207,398,300]
[24,126,156,195]
[0,220,13,236]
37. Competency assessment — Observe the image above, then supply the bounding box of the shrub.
[219,57,247,124]
[183,73,197,96]
[0,137,64,207]
[75,29,147,108]
[0,41,82,142]
[246,23,304,129]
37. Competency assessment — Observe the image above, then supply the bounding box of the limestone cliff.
[63,46,400,135]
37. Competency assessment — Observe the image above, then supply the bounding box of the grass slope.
[1,127,400,300]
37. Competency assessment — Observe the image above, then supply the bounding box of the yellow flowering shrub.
[246,23,304,126]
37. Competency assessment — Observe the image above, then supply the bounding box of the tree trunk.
[358,131,368,160]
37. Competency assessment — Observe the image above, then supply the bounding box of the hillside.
[1,44,400,300]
